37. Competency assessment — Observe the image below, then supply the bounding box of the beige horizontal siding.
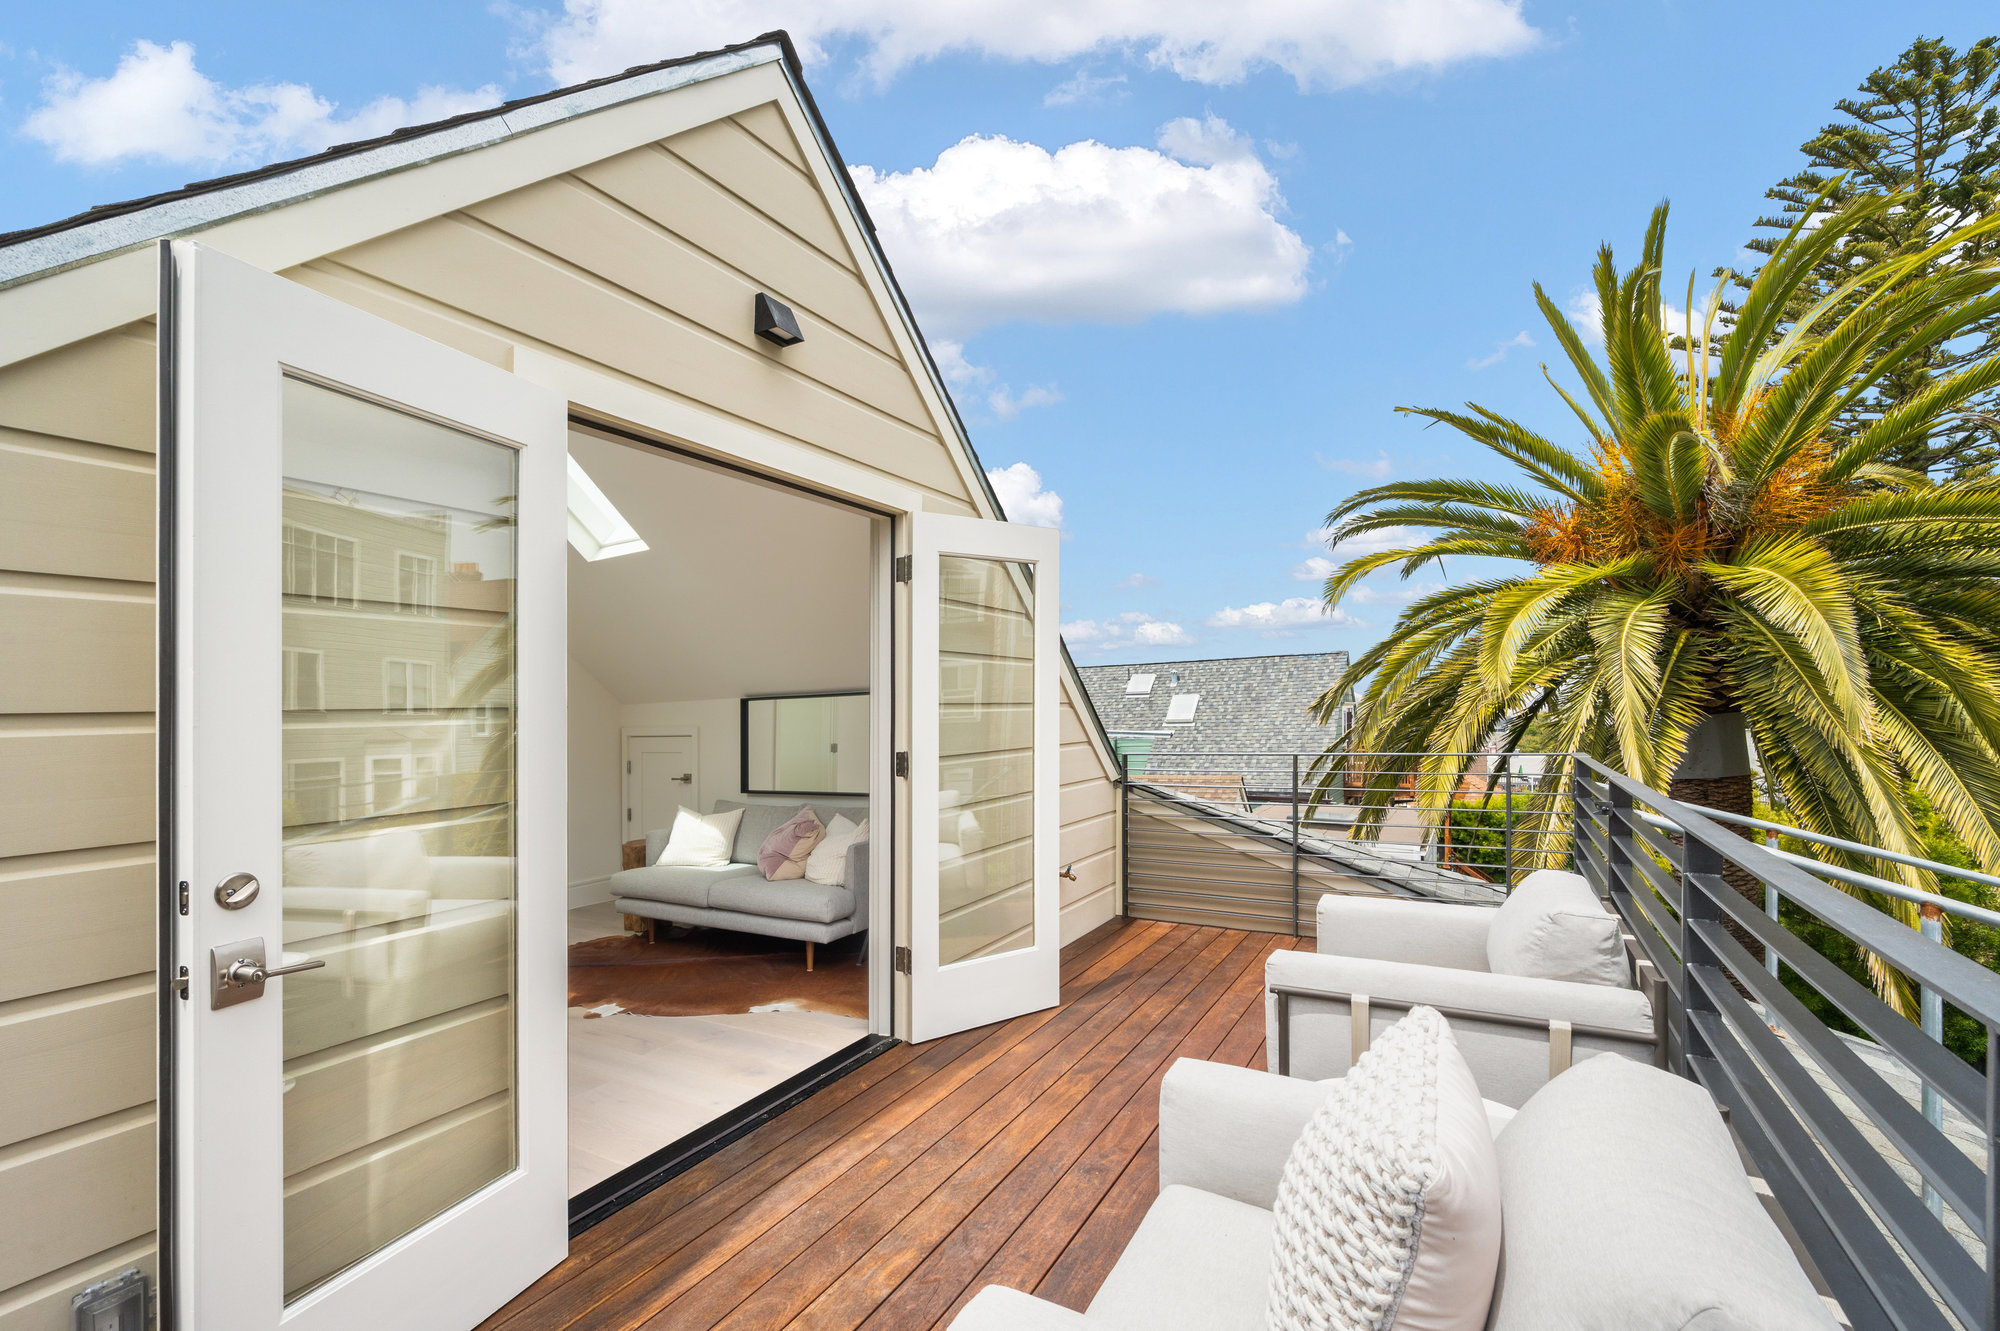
[1058,682,1118,943]
[0,325,157,1326]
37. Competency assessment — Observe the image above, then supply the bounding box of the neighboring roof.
[1077,651,1354,790]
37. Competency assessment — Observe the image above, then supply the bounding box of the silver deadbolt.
[210,937,325,1008]
[214,872,259,910]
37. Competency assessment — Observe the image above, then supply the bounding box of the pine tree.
[1742,36,2000,476]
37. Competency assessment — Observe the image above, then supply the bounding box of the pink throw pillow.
[758,807,825,880]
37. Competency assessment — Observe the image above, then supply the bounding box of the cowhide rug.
[567,927,867,1020]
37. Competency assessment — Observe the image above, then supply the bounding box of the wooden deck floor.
[481,918,1301,1331]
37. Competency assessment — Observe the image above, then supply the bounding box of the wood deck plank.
[481,921,1291,1331]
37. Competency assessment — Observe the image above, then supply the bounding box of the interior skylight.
[1125,673,1156,696]
[1164,693,1201,723]
[566,454,649,561]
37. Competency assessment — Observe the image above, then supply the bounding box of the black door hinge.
[893,555,913,583]
[893,751,910,778]
[893,946,912,974]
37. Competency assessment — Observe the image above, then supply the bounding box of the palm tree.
[1310,194,2000,1010]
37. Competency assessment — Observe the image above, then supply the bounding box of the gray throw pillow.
[1485,870,1627,987]
[1487,1055,1837,1330]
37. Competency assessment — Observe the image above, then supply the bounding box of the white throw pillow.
[805,815,868,886]
[1267,1006,1503,1331]
[1486,870,1627,987]
[652,805,744,867]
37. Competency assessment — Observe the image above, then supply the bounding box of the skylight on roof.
[1126,673,1156,696]
[1164,693,1200,723]
[566,455,649,561]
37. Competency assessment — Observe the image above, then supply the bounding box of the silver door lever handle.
[221,954,326,988]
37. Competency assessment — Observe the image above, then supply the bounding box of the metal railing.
[1117,750,1570,935]
[1572,754,2000,1331]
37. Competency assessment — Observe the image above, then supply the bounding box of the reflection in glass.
[279,378,518,1302]
[937,556,1035,966]
[742,693,869,795]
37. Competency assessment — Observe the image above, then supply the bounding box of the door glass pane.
[937,555,1035,965]
[279,378,518,1302]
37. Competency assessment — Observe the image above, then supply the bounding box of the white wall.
[569,657,624,905]
[621,698,745,817]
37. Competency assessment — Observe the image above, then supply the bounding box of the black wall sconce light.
[754,292,804,347]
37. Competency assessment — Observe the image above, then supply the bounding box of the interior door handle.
[211,938,325,1009]
[673,773,693,783]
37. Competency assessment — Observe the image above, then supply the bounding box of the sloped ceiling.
[567,429,871,703]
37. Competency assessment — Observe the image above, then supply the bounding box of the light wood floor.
[488,919,1296,1330]
[568,902,870,1197]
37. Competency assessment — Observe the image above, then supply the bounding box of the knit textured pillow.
[1267,1006,1503,1331]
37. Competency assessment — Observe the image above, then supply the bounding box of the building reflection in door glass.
[279,377,519,1302]
[937,555,1035,965]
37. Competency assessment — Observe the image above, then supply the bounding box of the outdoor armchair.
[1265,881,1661,1106]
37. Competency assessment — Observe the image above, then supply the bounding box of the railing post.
[1290,754,1302,938]
[1986,1023,1997,1331]
[1502,756,1515,890]
[1679,829,1726,1078]
[1119,751,1130,919]
[1920,901,1945,1220]
[1764,828,1782,982]
[1606,776,1635,904]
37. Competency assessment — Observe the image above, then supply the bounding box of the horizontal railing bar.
[1683,871,1988,1123]
[1688,920,1987,1237]
[1633,808,2000,932]
[1612,831,1684,911]
[1606,886,1685,997]
[1577,756,2000,1023]
[1125,900,1313,928]
[1688,1052,1896,1330]
[1691,964,1988,1322]
[1622,809,1689,873]
[1695,806,2000,898]
[1688,1033,1951,1331]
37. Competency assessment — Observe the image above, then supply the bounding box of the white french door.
[908,513,1061,1042]
[166,242,568,1330]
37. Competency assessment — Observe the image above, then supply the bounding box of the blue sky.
[4,2,1994,664]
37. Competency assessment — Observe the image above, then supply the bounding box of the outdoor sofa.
[611,797,869,968]
[1266,869,1663,1106]
[949,1050,1837,1329]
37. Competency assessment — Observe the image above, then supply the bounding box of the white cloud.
[1044,68,1128,106]
[22,39,500,167]
[1292,555,1338,582]
[988,461,1065,527]
[1351,579,1444,605]
[1116,572,1160,589]
[1206,596,1365,631]
[532,0,1541,90]
[938,341,1063,419]
[851,115,1311,335]
[1317,450,1394,479]
[1468,329,1534,370]
[1062,611,1194,651]
[1303,524,1422,559]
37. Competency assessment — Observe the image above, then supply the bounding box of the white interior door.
[908,513,1060,1042]
[167,241,568,1330]
[626,734,697,842]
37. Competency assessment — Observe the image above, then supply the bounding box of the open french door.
[165,242,568,1330]
[908,513,1061,1042]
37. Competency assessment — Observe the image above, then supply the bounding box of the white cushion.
[653,805,744,867]
[1267,1007,1503,1331]
[805,815,867,886]
[1486,870,1627,987]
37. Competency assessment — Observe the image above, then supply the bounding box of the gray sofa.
[610,798,869,968]
[950,1053,1837,1330]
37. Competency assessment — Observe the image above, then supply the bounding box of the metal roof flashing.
[0,42,783,290]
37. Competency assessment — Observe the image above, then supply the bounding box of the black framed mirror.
[740,691,869,796]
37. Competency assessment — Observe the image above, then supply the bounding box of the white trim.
[568,875,614,909]
[0,46,782,289]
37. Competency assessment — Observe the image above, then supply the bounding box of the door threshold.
[567,1033,900,1237]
